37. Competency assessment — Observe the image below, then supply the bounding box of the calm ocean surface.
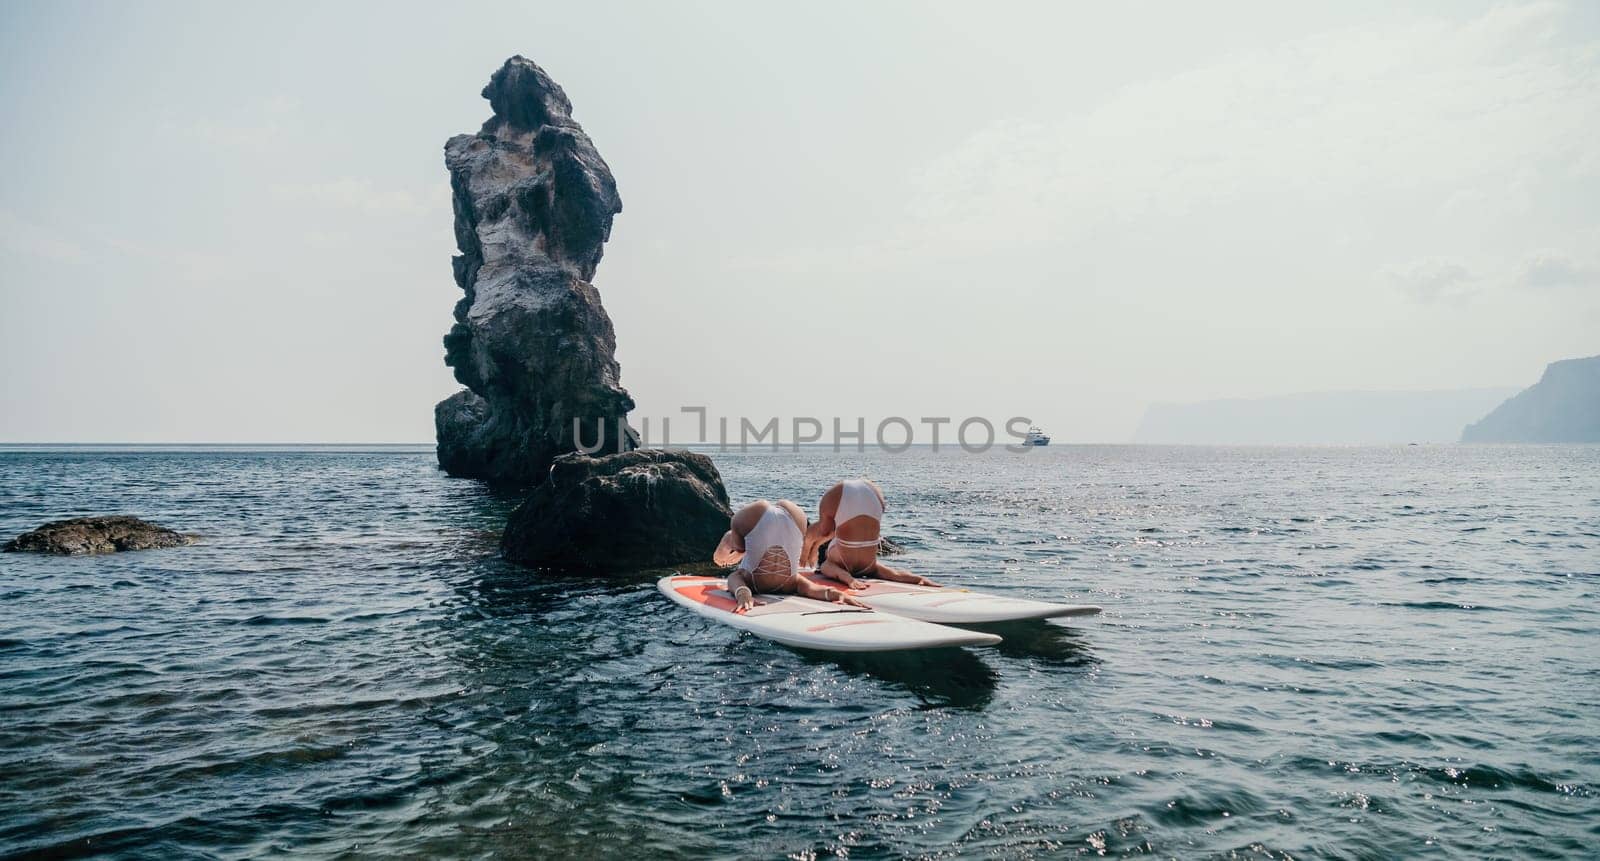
[1,444,1597,859]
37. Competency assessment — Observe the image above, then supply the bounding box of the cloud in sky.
[908,3,1595,250]
[1385,250,1600,301]
[1517,251,1600,289]
[2,210,255,284]
[0,210,86,264]
[270,178,436,218]
[1385,258,1478,303]
[156,95,305,154]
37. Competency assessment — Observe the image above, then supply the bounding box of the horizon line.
[0,441,1497,448]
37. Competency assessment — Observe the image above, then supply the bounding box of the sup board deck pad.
[799,570,1103,624]
[658,575,1002,652]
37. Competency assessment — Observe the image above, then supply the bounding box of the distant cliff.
[1133,388,1518,445]
[1461,355,1600,443]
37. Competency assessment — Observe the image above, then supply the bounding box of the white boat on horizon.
[1023,425,1051,446]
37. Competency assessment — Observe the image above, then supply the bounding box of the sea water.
[1,444,1596,858]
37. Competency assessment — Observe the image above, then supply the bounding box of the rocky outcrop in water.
[5,516,197,555]
[1461,355,1600,442]
[437,57,735,573]
[502,449,732,573]
[436,55,637,486]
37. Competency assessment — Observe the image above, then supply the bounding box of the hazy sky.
[2,1,1597,442]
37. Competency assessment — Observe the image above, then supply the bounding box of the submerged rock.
[502,450,732,573]
[1462,354,1600,442]
[5,516,197,556]
[436,55,637,486]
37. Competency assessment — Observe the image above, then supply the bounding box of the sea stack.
[435,55,638,486]
[438,57,732,572]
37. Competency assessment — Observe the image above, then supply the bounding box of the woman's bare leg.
[872,561,937,587]
[794,574,868,608]
[817,558,864,590]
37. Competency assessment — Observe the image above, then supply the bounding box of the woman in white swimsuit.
[806,479,937,590]
[713,499,868,612]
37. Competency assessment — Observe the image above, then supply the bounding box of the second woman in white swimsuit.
[806,478,937,590]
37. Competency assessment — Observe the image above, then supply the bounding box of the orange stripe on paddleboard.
[805,619,889,633]
[674,582,738,612]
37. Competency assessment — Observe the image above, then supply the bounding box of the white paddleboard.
[801,571,1102,624]
[658,575,1002,652]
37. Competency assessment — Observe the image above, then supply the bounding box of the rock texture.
[5,516,197,556]
[502,449,732,573]
[1462,355,1600,442]
[436,56,637,486]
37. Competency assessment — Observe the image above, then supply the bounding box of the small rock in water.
[4,516,198,556]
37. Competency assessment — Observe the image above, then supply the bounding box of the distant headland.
[1461,355,1600,443]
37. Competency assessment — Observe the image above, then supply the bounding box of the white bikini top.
[834,479,883,526]
[737,502,802,578]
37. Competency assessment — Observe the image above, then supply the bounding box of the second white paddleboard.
[801,571,1102,624]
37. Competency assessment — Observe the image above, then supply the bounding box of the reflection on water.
[977,619,1100,667]
[2,445,1598,858]
[804,647,1000,711]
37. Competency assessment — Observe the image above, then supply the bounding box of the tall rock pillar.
[435,56,638,486]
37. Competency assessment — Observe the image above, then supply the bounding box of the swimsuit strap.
[831,536,881,549]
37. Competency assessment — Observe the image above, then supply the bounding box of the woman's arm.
[726,568,755,611]
[802,514,834,568]
[804,483,842,568]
